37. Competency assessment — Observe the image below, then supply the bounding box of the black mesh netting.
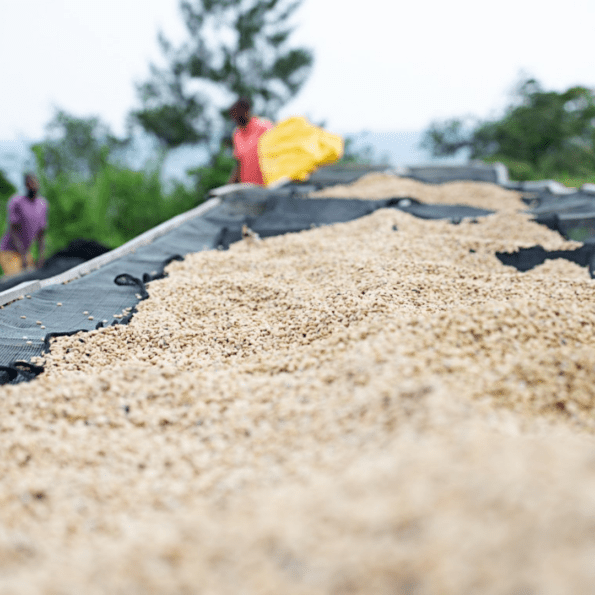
[1,162,592,385]
[292,164,390,190]
[0,239,111,293]
[0,183,496,384]
[384,197,492,223]
[0,212,222,384]
[522,189,595,240]
[404,165,500,185]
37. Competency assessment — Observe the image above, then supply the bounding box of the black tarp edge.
[0,189,497,385]
[0,197,221,306]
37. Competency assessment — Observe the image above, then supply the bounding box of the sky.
[2,0,595,142]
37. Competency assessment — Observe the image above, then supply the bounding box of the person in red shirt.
[227,98,273,186]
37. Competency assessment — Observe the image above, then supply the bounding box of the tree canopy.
[31,109,128,181]
[422,78,595,180]
[133,0,313,149]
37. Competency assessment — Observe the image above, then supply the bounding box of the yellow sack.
[258,116,344,187]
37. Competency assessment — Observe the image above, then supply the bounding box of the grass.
[551,174,595,190]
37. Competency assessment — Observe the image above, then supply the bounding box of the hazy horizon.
[0,128,467,190]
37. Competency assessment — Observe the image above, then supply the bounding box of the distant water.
[346,130,469,167]
[0,130,467,190]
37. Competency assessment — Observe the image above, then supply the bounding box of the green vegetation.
[340,137,377,165]
[422,78,595,185]
[133,0,313,149]
[0,1,315,259]
[187,145,237,198]
[35,162,199,254]
[0,169,15,202]
[27,110,200,255]
[0,170,16,257]
[545,173,595,190]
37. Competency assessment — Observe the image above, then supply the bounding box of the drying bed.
[0,182,494,384]
[1,175,595,594]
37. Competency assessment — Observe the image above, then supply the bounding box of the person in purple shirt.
[0,173,48,277]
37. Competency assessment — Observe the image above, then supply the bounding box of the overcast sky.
[2,0,595,141]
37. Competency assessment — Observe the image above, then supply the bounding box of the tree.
[28,109,199,254]
[0,169,16,202]
[187,142,237,197]
[31,109,129,181]
[133,0,313,149]
[422,78,595,180]
[340,137,377,165]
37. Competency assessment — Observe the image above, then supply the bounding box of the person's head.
[229,97,251,128]
[24,173,39,199]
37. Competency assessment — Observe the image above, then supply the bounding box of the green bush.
[0,169,15,201]
[483,157,537,181]
[187,146,236,197]
[24,110,205,255]
[0,169,16,247]
[424,78,595,184]
[38,163,201,255]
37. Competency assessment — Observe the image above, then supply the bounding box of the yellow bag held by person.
[258,116,344,187]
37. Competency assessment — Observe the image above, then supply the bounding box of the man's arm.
[35,229,46,269]
[228,161,241,184]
